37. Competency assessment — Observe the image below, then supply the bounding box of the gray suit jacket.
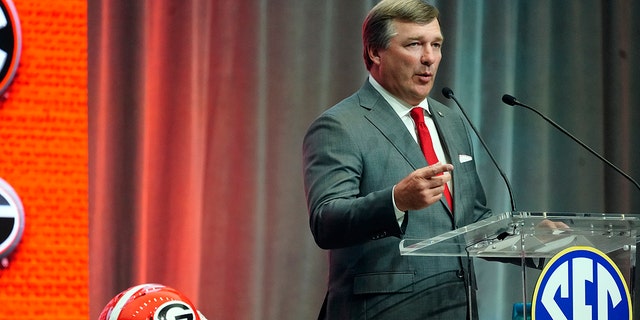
[303,80,492,319]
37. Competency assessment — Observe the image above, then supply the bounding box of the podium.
[399,212,640,319]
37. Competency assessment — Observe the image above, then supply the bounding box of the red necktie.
[409,107,453,211]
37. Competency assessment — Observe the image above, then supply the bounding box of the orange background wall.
[0,1,88,319]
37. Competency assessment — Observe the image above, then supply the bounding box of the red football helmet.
[99,283,207,320]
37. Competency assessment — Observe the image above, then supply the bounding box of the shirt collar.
[368,75,432,118]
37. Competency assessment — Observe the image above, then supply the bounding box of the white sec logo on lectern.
[532,246,631,320]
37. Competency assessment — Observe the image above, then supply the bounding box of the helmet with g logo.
[99,283,207,320]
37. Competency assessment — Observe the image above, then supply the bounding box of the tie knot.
[410,107,425,125]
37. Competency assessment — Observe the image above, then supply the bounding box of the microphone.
[442,87,517,211]
[502,94,640,192]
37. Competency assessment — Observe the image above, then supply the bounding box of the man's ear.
[367,46,381,66]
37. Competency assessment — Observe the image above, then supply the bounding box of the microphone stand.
[502,93,640,320]
[444,88,517,211]
[502,94,640,192]
[443,88,518,320]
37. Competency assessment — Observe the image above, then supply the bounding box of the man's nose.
[421,48,436,65]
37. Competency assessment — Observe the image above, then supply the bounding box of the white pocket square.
[458,154,473,163]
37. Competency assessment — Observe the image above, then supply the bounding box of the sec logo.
[532,246,632,320]
[0,177,25,262]
[0,0,21,96]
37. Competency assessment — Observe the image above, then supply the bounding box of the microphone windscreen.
[442,87,454,99]
[502,94,517,106]
[496,231,510,241]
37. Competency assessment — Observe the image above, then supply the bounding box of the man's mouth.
[416,72,432,82]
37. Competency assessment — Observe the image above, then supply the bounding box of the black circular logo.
[0,0,21,96]
[0,178,25,261]
[154,301,198,320]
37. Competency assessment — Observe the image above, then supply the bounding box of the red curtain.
[89,1,340,318]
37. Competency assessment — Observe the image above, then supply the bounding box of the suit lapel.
[430,99,466,216]
[357,82,427,170]
[429,100,462,167]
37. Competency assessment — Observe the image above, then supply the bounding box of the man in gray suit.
[303,0,492,319]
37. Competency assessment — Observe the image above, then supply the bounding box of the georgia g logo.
[532,246,632,320]
[0,0,21,96]
[0,177,25,263]
[154,301,198,320]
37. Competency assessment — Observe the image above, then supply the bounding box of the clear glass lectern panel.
[399,211,640,259]
[400,212,640,319]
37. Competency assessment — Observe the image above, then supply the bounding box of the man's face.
[369,19,443,106]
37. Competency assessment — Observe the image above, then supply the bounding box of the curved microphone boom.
[502,94,640,192]
[443,88,517,211]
